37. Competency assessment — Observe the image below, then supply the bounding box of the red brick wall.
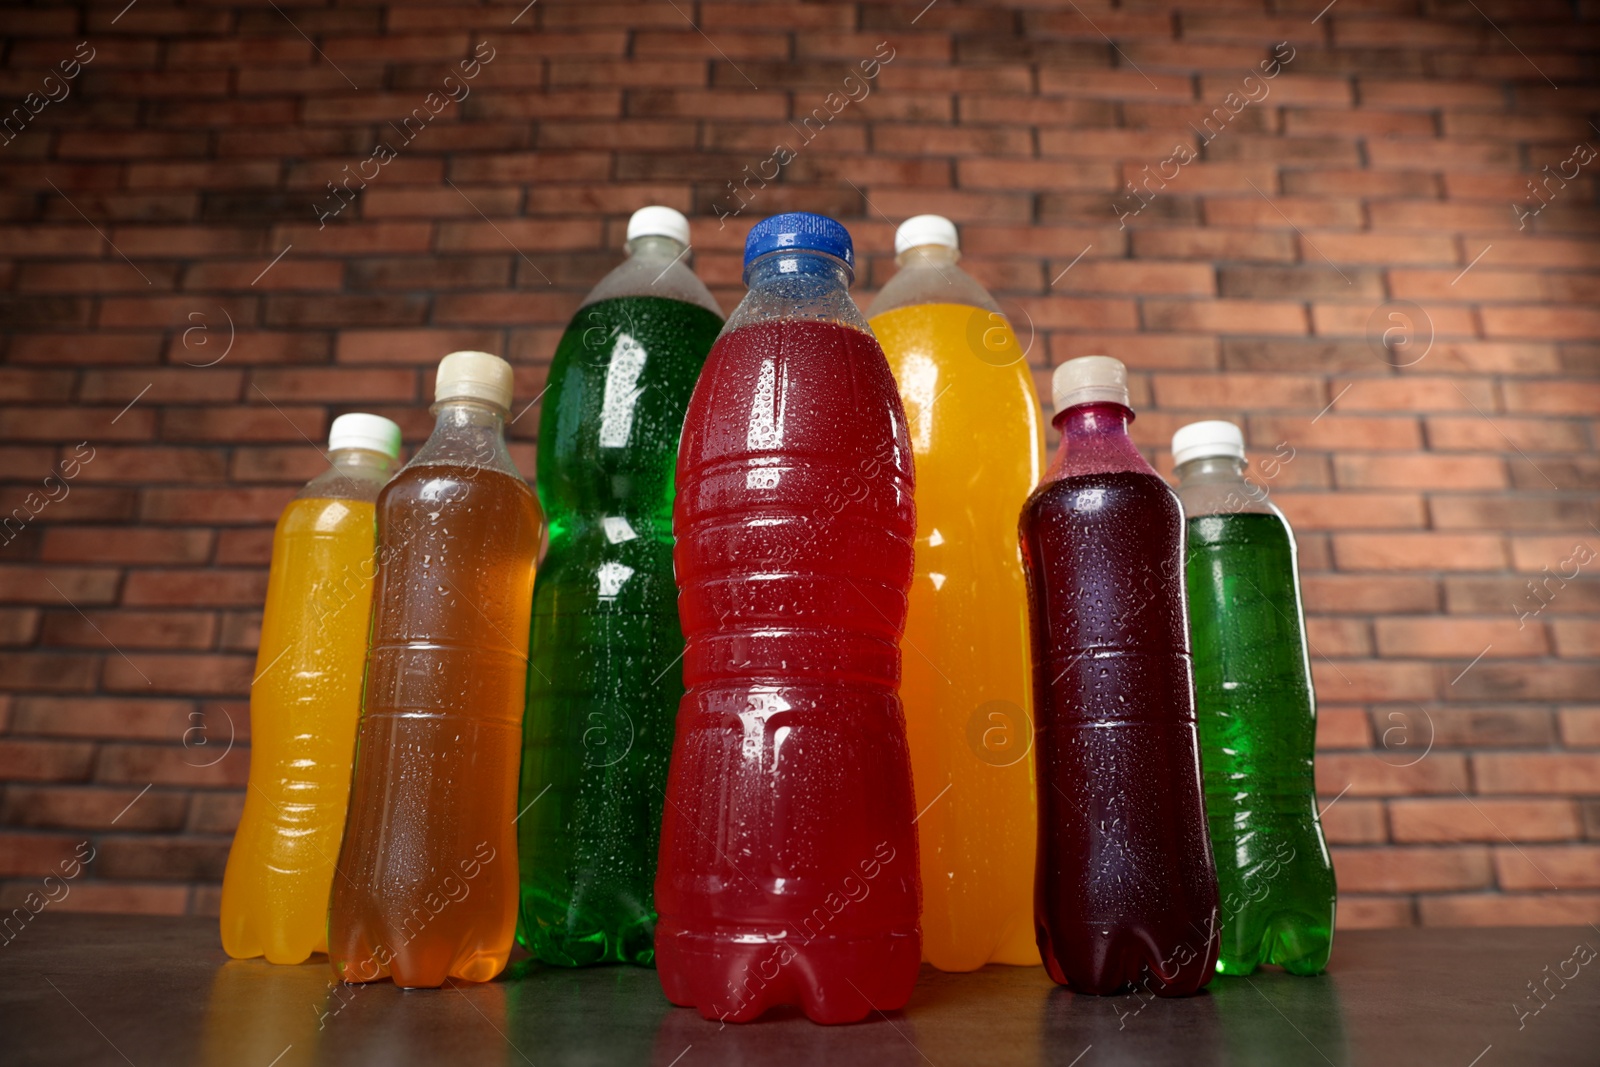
[1,1,1597,927]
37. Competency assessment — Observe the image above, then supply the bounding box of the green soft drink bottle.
[518,206,724,966]
[1172,420,1335,976]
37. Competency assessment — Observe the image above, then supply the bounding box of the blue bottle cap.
[742,212,855,276]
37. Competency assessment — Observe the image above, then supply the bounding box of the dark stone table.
[1,915,1595,1065]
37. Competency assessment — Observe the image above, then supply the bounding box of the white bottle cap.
[1052,355,1129,413]
[328,413,402,458]
[894,214,959,256]
[1171,420,1246,468]
[627,205,690,246]
[435,350,514,411]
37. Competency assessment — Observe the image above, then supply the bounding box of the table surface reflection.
[1,915,1595,1065]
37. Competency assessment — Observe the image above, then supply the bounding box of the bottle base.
[923,912,1041,972]
[330,935,512,989]
[655,922,921,1025]
[523,917,657,969]
[219,914,327,966]
[1038,921,1217,997]
[1217,912,1332,977]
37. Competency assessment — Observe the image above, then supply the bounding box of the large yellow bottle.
[867,216,1046,971]
[220,413,402,964]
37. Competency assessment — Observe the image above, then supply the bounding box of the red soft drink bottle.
[656,212,922,1025]
[1019,355,1219,996]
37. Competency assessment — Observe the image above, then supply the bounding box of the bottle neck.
[428,397,508,432]
[409,396,520,476]
[894,243,959,268]
[744,249,853,290]
[1047,401,1151,480]
[302,446,396,500]
[1053,400,1133,439]
[329,447,396,480]
[1174,455,1248,486]
[626,234,687,261]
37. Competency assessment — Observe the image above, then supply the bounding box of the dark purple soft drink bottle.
[1019,355,1219,996]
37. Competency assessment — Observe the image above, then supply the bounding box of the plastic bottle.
[220,414,402,965]
[328,351,542,988]
[1171,419,1335,976]
[517,206,724,967]
[1019,355,1219,996]
[865,214,1043,972]
[657,213,922,1024]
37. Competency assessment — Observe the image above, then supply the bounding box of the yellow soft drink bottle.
[867,216,1045,971]
[220,413,402,964]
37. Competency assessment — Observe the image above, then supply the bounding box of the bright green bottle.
[1172,420,1335,976]
[517,207,724,966]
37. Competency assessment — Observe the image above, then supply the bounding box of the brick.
[159,409,326,446]
[1431,495,1591,532]
[1426,416,1591,454]
[1503,381,1600,415]
[1392,799,1582,844]
[1217,265,1381,299]
[0,832,86,877]
[1285,109,1434,138]
[1321,799,1387,844]
[40,610,216,651]
[1367,139,1515,170]
[188,791,244,836]
[1312,660,1434,703]
[1334,454,1505,490]
[1331,377,1493,413]
[1318,706,1374,749]
[122,570,267,607]
[1374,618,1549,658]
[1306,618,1373,658]
[247,368,418,404]
[1451,663,1600,703]
[0,880,190,916]
[1337,896,1415,929]
[1333,846,1491,892]
[1142,300,1307,335]
[71,447,226,485]
[1131,228,1297,261]
[1482,306,1600,341]
[1495,846,1600,890]
[1551,622,1600,659]
[0,786,188,832]
[1249,415,1421,451]
[1485,237,1600,270]
[1511,537,1600,573]
[1333,534,1505,571]
[1477,755,1600,796]
[1446,576,1600,617]
[1316,753,1469,797]
[213,529,274,567]
[95,742,247,789]
[39,528,212,565]
[1420,893,1600,926]
[0,609,39,646]
[9,697,196,742]
[96,836,229,882]
[1559,709,1600,747]
[1150,372,1321,409]
[1299,233,1460,266]
[0,566,120,605]
[1431,708,1557,748]
[102,653,252,695]
[1275,493,1426,531]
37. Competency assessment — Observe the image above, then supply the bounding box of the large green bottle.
[1172,420,1335,976]
[518,207,724,966]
